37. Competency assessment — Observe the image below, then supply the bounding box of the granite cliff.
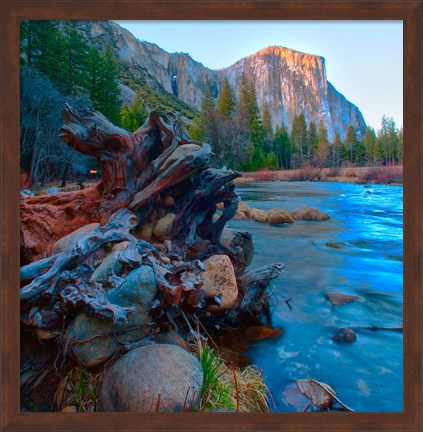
[75,20,366,140]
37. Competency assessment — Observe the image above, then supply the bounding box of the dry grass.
[197,342,270,412]
[53,366,103,412]
[236,166,403,185]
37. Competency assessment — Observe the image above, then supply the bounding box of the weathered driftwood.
[20,106,285,402]
[21,106,213,262]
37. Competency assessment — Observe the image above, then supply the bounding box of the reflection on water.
[230,181,403,412]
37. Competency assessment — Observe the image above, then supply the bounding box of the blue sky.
[115,21,403,131]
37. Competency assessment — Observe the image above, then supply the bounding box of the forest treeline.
[20,20,403,188]
[190,75,403,172]
[20,20,194,187]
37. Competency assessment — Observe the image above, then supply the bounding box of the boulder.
[249,208,268,223]
[267,208,295,224]
[326,292,362,306]
[67,265,158,368]
[333,327,357,343]
[153,213,176,239]
[201,254,238,311]
[51,223,100,255]
[237,201,252,217]
[89,251,124,287]
[233,211,247,220]
[291,207,330,221]
[97,344,203,412]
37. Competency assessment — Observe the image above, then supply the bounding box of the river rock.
[138,222,154,242]
[162,195,175,207]
[96,344,203,412]
[61,405,78,413]
[233,210,247,220]
[333,327,357,343]
[326,292,362,306]
[237,201,252,217]
[291,207,330,221]
[249,208,269,223]
[153,213,176,239]
[201,254,238,311]
[89,251,124,287]
[51,223,100,255]
[112,241,129,252]
[267,208,295,224]
[67,265,158,368]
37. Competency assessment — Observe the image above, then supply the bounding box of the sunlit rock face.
[75,21,366,140]
[216,46,366,141]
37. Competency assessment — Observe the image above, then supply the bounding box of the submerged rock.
[97,344,203,412]
[291,207,330,221]
[67,265,158,368]
[201,254,238,311]
[325,292,362,306]
[333,327,357,343]
[267,208,295,224]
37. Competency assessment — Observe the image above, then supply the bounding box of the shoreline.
[235,166,403,186]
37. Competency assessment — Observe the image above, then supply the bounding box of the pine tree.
[273,123,292,169]
[362,126,380,166]
[216,77,234,118]
[262,103,273,152]
[59,21,90,95]
[306,121,318,163]
[290,112,307,167]
[120,94,149,131]
[238,73,260,125]
[87,45,121,124]
[314,120,330,169]
[189,82,216,141]
[377,115,398,165]
[343,125,358,165]
[397,127,403,164]
[331,133,342,167]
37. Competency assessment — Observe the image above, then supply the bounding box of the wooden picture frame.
[1,0,421,430]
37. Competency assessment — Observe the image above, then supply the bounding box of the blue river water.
[229,181,403,413]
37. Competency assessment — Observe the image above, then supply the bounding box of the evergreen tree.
[306,121,318,163]
[216,77,234,118]
[331,133,342,167]
[238,73,260,124]
[243,118,266,170]
[377,115,398,165]
[120,94,148,131]
[59,21,90,95]
[87,45,121,124]
[262,103,273,152]
[273,123,292,169]
[343,125,358,165]
[397,127,403,164]
[314,120,330,169]
[362,126,380,166]
[290,112,308,167]
[189,82,216,141]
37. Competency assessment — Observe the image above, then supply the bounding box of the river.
[229,181,403,412]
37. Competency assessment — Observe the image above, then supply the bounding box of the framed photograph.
[1,1,421,431]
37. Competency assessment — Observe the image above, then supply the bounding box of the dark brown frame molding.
[1,1,421,431]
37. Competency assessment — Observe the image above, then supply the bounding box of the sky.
[115,21,403,131]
